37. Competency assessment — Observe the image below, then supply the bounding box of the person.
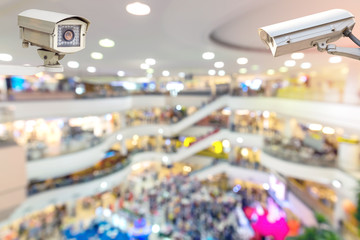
[18,221,26,237]
[338,219,344,233]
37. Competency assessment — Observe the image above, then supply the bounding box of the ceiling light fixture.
[266,69,275,75]
[91,52,103,60]
[87,66,96,73]
[202,52,215,60]
[291,52,304,60]
[284,60,296,67]
[208,69,216,76]
[0,53,13,62]
[309,123,322,131]
[214,61,224,68]
[322,127,335,134]
[178,72,185,78]
[251,65,259,71]
[67,61,79,69]
[99,38,115,48]
[279,67,288,73]
[117,70,125,77]
[300,62,312,69]
[329,56,342,64]
[126,2,151,16]
[331,179,342,189]
[140,63,149,69]
[145,58,156,65]
[162,70,170,77]
[239,68,247,74]
[236,137,244,143]
[218,70,226,76]
[236,57,248,65]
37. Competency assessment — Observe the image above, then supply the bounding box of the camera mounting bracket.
[37,48,65,67]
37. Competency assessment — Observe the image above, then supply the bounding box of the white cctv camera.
[18,9,90,67]
[259,9,360,61]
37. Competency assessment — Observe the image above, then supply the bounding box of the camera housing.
[258,9,355,57]
[18,9,90,54]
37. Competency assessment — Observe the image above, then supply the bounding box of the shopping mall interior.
[1,0,360,239]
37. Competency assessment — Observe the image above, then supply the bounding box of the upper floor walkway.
[1,95,360,135]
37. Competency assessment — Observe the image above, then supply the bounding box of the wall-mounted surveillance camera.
[258,9,360,61]
[18,9,90,68]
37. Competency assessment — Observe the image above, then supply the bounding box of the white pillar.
[120,112,126,129]
[337,141,360,171]
[229,74,237,95]
[121,140,127,156]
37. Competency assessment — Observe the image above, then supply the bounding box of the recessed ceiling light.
[178,72,185,78]
[300,62,312,69]
[208,69,216,76]
[218,70,225,76]
[241,148,249,157]
[117,70,125,77]
[239,68,247,74]
[329,56,342,63]
[145,58,156,65]
[126,2,151,16]
[251,65,259,71]
[162,70,170,77]
[291,52,304,60]
[67,61,79,69]
[279,67,288,73]
[331,179,342,189]
[236,57,248,65]
[322,127,335,135]
[236,137,243,143]
[309,123,322,131]
[284,60,296,67]
[0,53,12,62]
[202,52,215,60]
[99,38,115,48]
[140,63,149,69]
[87,66,96,73]
[214,61,224,68]
[147,68,154,74]
[91,52,103,60]
[266,69,275,75]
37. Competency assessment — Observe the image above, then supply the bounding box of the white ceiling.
[0,0,360,80]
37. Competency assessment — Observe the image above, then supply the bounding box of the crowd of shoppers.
[264,135,337,167]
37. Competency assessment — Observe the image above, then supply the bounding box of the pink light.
[245,206,290,240]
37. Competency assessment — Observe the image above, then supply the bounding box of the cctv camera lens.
[63,30,74,41]
[58,25,81,47]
